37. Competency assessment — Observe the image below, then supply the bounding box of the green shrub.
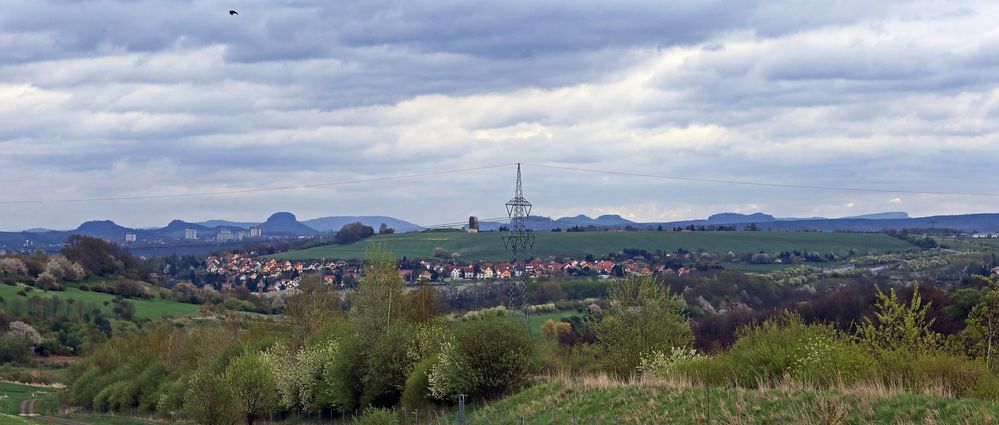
[401,356,437,408]
[137,362,171,411]
[0,332,34,364]
[223,297,257,313]
[184,370,238,425]
[639,347,705,379]
[677,312,876,387]
[224,351,279,425]
[93,379,139,411]
[429,316,536,400]
[789,331,875,385]
[361,324,416,408]
[595,276,693,377]
[319,334,367,413]
[878,350,999,399]
[155,378,186,413]
[561,281,609,300]
[857,285,940,354]
[264,339,339,412]
[112,278,149,299]
[352,407,399,425]
[564,344,604,373]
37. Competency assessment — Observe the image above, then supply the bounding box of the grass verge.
[466,375,999,424]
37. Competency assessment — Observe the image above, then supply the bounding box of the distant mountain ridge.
[0,213,426,249]
[195,220,260,228]
[844,212,910,220]
[303,216,420,232]
[707,213,776,224]
[478,211,999,233]
[9,211,999,255]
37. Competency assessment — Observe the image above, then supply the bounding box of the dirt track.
[18,399,90,425]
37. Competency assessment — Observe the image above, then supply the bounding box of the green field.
[0,284,201,320]
[269,231,915,262]
[0,414,35,425]
[0,382,151,425]
[0,382,57,418]
[527,310,581,335]
[466,376,999,424]
[958,237,999,250]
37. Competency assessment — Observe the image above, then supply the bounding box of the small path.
[18,399,37,416]
[18,399,90,425]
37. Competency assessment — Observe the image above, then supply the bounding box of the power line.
[524,163,999,197]
[10,161,999,206]
[0,164,514,205]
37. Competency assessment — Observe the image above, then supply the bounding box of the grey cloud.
[3,0,999,229]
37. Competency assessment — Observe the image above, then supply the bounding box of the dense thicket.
[64,249,538,424]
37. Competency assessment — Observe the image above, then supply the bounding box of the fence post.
[458,394,466,425]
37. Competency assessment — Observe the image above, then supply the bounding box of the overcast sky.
[2,0,999,230]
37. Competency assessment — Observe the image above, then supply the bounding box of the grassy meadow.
[527,310,582,335]
[0,283,200,320]
[466,376,999,424]
[269,231,915,262]
[0,382,58,419]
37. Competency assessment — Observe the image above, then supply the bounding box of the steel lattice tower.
[503,163,534,263]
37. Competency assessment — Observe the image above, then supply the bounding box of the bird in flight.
[229,10,238,16]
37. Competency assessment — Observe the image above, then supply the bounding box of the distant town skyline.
[3,1,999,229]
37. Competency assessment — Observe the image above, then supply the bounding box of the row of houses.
[205,254,356,276]
[401,258,691,282]
[204,253,693,291]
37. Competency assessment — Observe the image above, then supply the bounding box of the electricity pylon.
[503,163,534,264]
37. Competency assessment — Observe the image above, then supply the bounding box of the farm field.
[269,231,915,262]
[959,237,999,249]
[0,284,201,320]
[465,376,999,424]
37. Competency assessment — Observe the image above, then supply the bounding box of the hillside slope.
[268,231,914,261]
[467,377,999,424]
[0,284,200,320]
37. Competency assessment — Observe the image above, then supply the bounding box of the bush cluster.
[64,250,538,424]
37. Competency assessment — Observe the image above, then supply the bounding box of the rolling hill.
[7,209,997,257]
[267,230,914,262]
[0,284,200,320]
